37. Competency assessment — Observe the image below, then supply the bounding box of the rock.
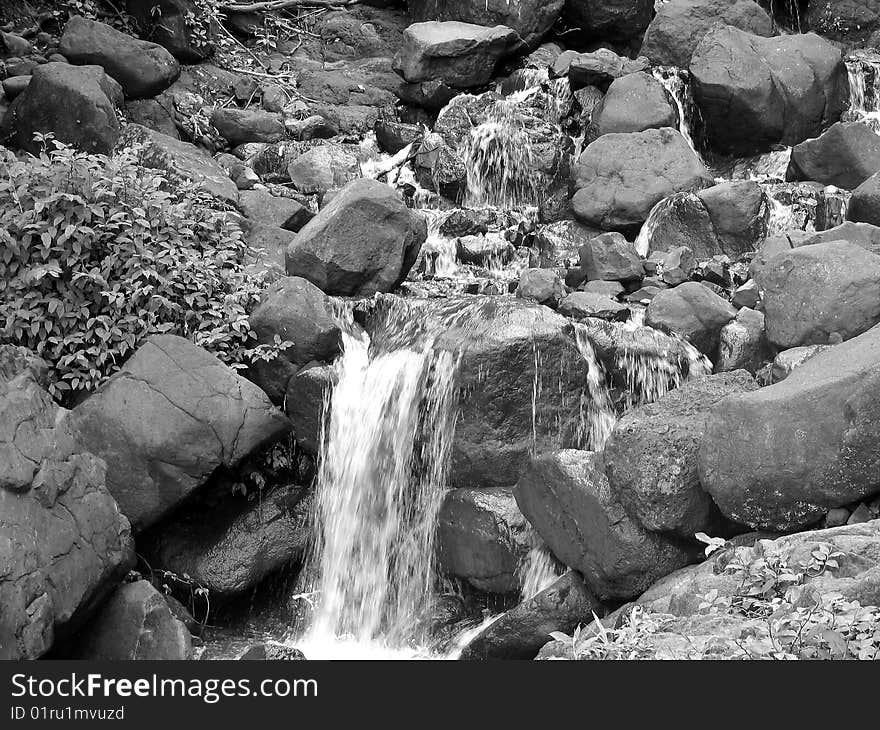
[455,233,515,266]
[375,119,422,153]
[284,362,334,456]
[604,371,758,538]
[145,483,310,597]
[1,74,28,99]
[770,344,830,383]
[392,21,520,89]
[412,133,467,201]
[0,62,122,155]
[581,280,625,298]
[573,128,710,233]
[239,643,305,660]
[285,115,338,142]
[458,572,602,659]
[117,124,238,204]
[716,307,772,374]
[287,145,360,197]
[211,108,285,146]
[592,72,678,136]
[125,97,178,138]
[0,367,134,659]
[286,178,427,296]
[515,450,696,601]
[563,0,654,43]
[806,1,880,45]
[247,276,342,404]
[696,180,769,257]
[408,0,564,49]
[437,487,530,594]
[658,246,696,286]
[645,281,737,357]
[238,189,313,233]
[516,268,566,307]
[69,335,291,533]
[60,16,180,99]
[731,280,759,309]
[262,84,287,113]
[1,31,32,57]
[640,0,774,68]
[559,292,629,321]
[441,209,495,238]
[793,221,880,257]
[699,324,880,530]
[127,0,214,62]
[786,122,880,190]
[579,232,645,283]
[397,78,458,111]
[690,28,848,157]
[755,241,880,348]
[561,48,649,92]
[70,581,191,660]
[847,171,880,227]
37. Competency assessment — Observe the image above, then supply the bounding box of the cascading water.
[296,306,460,659]
[846,51,880,132]
[517,535,564,600]
[652,66,706,165]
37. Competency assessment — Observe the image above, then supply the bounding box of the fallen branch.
[221,0,359,12]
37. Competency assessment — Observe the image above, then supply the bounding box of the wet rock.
[690,27,848,157]
[578,232,644,283]
[516,268,566,307]
[559,292,629,321]
[640,0,774,68]
[284,115,338,142]
[441,209,495,238]
[716,307,773,374]
[211,108,285,146]
[563,0,654,43]
[458,572,602,659]
[117,124,238,204]
[287,145,361,197]
[69,335,290,533]
[572,127,710,233]
[397,78,458,111]
[561,48,649,92]
[437,487,530,594]
[284,362,335,456]
[605,371,757,538]
[593,72,678,136]
[247,276,342,404]
[286,178,427,296]
[645,281,737,357]
[240,643,306,660]
[413,133,467,201]
[756,241,880,349]
[60,16,180,99]
[238,189,313,233]
[392,21,520,90]
[770,344,830,383]
[787,122,880,190]
[70,581,192,660]
[145,483,310,597]
[847,171,880,227]
[699,324,880,530]
[408,0,565,49]
[657,246,696,286]
[515,450,696,601]
[375,119,422,153]
[127,0,215,62]
[1,62,122,155]
[806,1,880,45]
[793,221,880,257]
[0,365,134,659]
[696,179,768,257]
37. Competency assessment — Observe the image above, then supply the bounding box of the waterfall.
[297,308,460,658]
[651,66,705,165]
[420,210,459,278]
[517,533,564,600]
[633,191,701,257]
[846,51,880,132]
[764,182,851,236]
[572,325,617,452]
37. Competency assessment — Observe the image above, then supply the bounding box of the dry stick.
[221,0,359,11]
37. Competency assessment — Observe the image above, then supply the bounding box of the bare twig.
[221,0,359,12]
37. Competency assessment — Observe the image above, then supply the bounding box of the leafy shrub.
[0,138,271,401]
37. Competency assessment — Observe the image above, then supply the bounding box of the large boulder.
[640,0,774,68]
[69,580,192,660]
[60,16,180,99]
[287,144,360,197]
[514,450,696,601]
[392,21,520,89]
[285,178,427,296]
[699,323,880,530]
[0,62,122,154]
[806,0,880,45]
[126,0,214,62]
[563,0,654,43]
[437,487,530,594]
[211,108,285,146]
[592,72,678,136]
[284,362,335,456]
[247,276,342,404]
[786,122,880,190]
[458,572,602,659]
[69,335,290,533]
[145,484,310,597]
[0,363,134,659]
[792,221,880,257]
[847,171,880,227]
[604,371,758,538]
[696,180,768,256]
[579,232,645,283]
[408,0,565,49]
[645,281,738,357]
[117,124,238,204]
[572,128,710,233]
[755,241,880,348]
[690,27,849,157]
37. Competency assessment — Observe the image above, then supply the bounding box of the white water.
[847,51,880,132]
[652,66,705,166]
